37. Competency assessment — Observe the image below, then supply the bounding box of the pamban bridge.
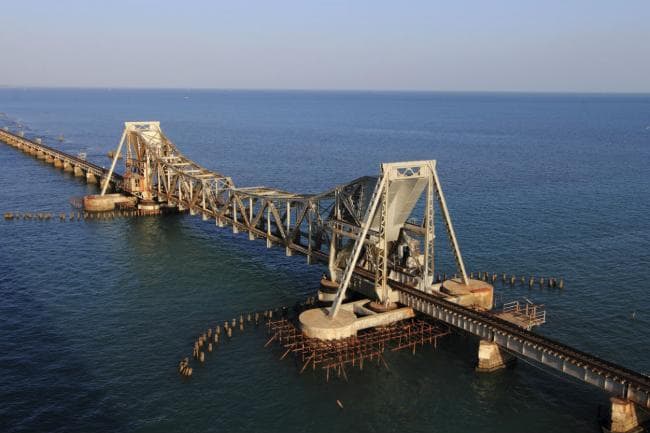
[1,122,648,432]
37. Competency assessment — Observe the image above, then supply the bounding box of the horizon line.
[1,84,649,96]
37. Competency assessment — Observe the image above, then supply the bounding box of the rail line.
[0,127,122,187]
[395,282,650,409]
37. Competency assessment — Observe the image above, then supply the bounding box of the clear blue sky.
[1,0,649,92]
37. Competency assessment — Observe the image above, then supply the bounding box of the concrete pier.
[63,161,74,172]
[74,166,84,177]
[54,158,63,168]
[476,340,515,372]
[83,193,137,212]
[86,172,97,184]
[318,278,339,303]
[299,301,415,340]
[609,398,641,433]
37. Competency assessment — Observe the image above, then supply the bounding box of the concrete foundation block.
[610,398,640,433]
[476,340,515,372]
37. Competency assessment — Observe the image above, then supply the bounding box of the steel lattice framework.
[102,122,469,316]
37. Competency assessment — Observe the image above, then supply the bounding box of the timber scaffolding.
[265,317,451,380]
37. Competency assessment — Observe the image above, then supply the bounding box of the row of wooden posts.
[437,271,565,289]
[179,297,318,379]
[3,209,159,221]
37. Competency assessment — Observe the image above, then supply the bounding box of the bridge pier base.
[86,172,97,184]
[609,397,641,433]
[74,166,84,177]
[54,158,63,168]
[64,161,74,172]
[476,340,515,372]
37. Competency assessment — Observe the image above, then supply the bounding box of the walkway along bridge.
[1,122,648,431]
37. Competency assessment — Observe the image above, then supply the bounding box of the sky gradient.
[1,1,649,92]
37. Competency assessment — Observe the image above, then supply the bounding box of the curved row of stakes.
[178,297,318,379]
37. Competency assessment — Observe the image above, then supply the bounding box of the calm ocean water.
[0,89,649,432]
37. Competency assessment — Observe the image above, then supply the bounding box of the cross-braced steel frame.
[102,122,469,318]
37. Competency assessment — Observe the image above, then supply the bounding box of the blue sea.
[0,89,649,432]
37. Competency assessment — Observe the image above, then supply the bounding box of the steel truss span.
[102,122,466,309]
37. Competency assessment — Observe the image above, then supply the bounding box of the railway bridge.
[0,127,122,188]
[1,122,648,432]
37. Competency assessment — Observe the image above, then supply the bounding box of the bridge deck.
[0,128,122,187]
[395,282,650,409]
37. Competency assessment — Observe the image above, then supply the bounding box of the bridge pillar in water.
[45,154,54,163]
[86,172,98,184]
[54,158,63,168]
[476,340,515,372]
[609,398,640,433]
[63,161,73,172]
[74,166,84,177]
[37,150,46,160]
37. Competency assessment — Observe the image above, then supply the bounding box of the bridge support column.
[45,154,54,163]
[609,398,640,433]
[37,151,46,160]
[63,161,73,172]
[74,166,84,177]
[54,158,63,168]
[476,340,515,372]
[86,172,97,184]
